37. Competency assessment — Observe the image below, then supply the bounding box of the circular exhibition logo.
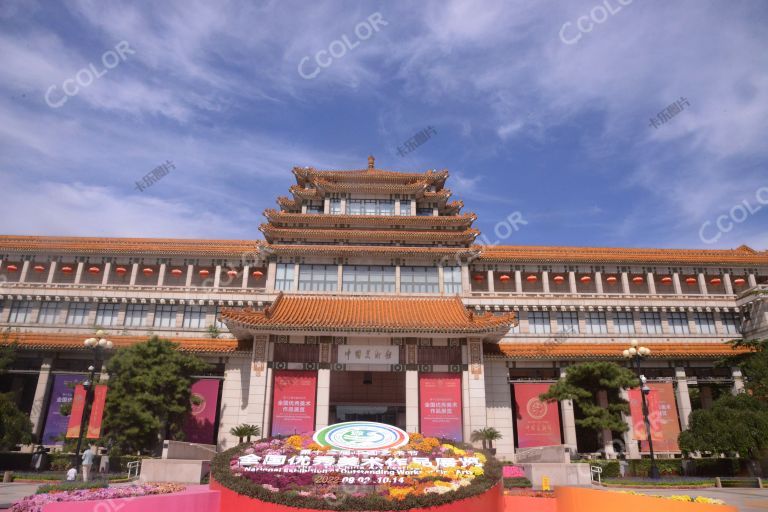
[190,393,206,416]
[313,421,409,451]
[526,397,548,420]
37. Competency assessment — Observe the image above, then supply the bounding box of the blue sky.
[0,0,766,249]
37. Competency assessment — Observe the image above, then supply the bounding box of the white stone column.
[542,270,550,293]
[731,367,745,394]
[74,262,84,284]
[213,265,222,288]
[101,262,111,285]
[394,200,401,216]
[316,369,331,429]
[484,360,515,460]
[674,367,692,429]
[157,263,166,287]
[460,264,470,292]
[597,390,616,458]
[395,265,401,293]
[29,358,54,437]
[46,261,57,284]
[292,263,300,291]
[265,261,277,291]
[406,370,419,432]
[619,388,641,459]
[242,265,250,288]
[568,271,577,294]
[673,272,683,295]
[698,272,709,295]
[438,266,445,294]
[129,263,139,286]
[337,264,343,292]
[340,198,347,214]
[323,198,330,214]
[621,272,630,294]
[559,368,578,453]
[595,271,604,294]
[514,270,522,293]
[462,339,487,445]
[487,270,495,293]
[723,273,734,295]
[19,260,30,283]
[647,272,656,294]
[748,274,758,287]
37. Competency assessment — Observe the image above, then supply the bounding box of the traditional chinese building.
[1,157,766,461]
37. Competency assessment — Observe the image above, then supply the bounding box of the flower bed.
[10,483,185,512]
[210,432,502,510]
[602,477,717,488]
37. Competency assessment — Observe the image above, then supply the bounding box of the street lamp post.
[622,339,661,479]
[74,331,113,474]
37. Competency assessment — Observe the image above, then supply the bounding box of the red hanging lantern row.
[526,275,538,283]
[579,275,592,284]
[33,265,46,273]
[61,266,74,274]
[499,274,511,282]
[710,277,722,285]
[733,277,746,286]
[685,277,697,285]
[5,264,18,272]
[472,274,485,281]
[115,267,128,275]
[632,276,644,284]
[227,270,239,277]
[660,276,673,285]
[252,270,264,278]
[142,268,154,276]
[170,268,183,277]
[605,276,618,284]
[198,269,210,277]
[88,266,100,274]
[553,275,565,284]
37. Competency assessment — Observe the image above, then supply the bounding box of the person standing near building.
[81,445,94,482]
[98,446,110,474]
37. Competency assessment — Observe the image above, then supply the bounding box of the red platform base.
[210,478,504,512]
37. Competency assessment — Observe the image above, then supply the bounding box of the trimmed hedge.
[503,477,531,488]
[210,441,503,511]
[628,459,683,477]
[581,460,620,478]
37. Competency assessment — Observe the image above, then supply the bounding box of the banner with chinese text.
[86,385,108,439]
[182,379,221,444]
[271,371,317,436]
[629,381,680,452]
[514,383,562,448]
[42,375,81,445]
[419,373,463,441]
[65,384,87,438]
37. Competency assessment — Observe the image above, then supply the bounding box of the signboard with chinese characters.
[514,383,562,448]
[419,373,463,441]
[337,345,399,365]
[629,381,680,452]
[42,374,81,445]
[271,370,317,436]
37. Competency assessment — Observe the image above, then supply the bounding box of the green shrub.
[49,453,75,471]
[0,452,33,471]
[582,460,620,478]
[503,477,531,488]
[36,480,108,494]
[628,459,682,477]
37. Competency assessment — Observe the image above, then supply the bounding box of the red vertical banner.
[629,382,680,452]
[514,383,562,448]
[183,379,221,444]
[65,385,87,438]
[86,385,108,439]
[419,373,463,441]
[271,371,317,436]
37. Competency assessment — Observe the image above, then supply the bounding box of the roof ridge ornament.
[368,155,375,170]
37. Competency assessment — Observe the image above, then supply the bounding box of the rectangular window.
[585,311,608,334]
[95,303,120,327]
[443,267,463,294]
[400,266,439,293]
[614,311,635,334]
[9,300,33,323]
[669,312,690,334]
[124,304,149,327]
[183,305,207,329]
[306,202,323,213]
[720,312,741,335]
[330,198,341,215]
[694,311,716,334]
[153,305,177,328]
[400,199,412,215]
[342,265,396,293]
[528,311,551,334]
[298,264,338,292]
[640,311,663,335]
[37,301,60,324]
[66,303,89,325]
[557,311,580,334]
[416,207,433,216]
[347,199,395,216]
[275,263,295,292]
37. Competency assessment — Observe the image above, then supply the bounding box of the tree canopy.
[0,329,33,450]
[540,361,638,433]
[103,336,209,455]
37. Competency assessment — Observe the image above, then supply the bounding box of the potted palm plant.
[229,424,261,444]
[471,427,503,455]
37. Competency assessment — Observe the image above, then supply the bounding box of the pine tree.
[0,329,33,450]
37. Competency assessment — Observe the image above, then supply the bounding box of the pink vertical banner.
[86,385,108,439]
[419,373,463,441]
[183,379,221,444]
[65,385,87,438]
[514,383,562,448]
[629,382,680,452]
[271,371,317,436]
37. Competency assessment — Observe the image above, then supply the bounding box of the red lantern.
[61,266,73,274]
[632,276,644,284]
[660,276,672,285]
[685,277,697,285]
[553,275,565,284]
[710,277,722,285]
[170,268,183,277]
[33,265,45,273]
[199,269,210,277]
[499,274,511,282]
[115,267,128,275]
[5,264,18,272]
[580,275,592,284]
[142,268,154,276]
[252,270,264,278]
[733,277,746,286]
[606,276,618,284]
[472,274,485,281]
[227,269,238,277]
[526,275,538,283]
[88,266,100,274]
